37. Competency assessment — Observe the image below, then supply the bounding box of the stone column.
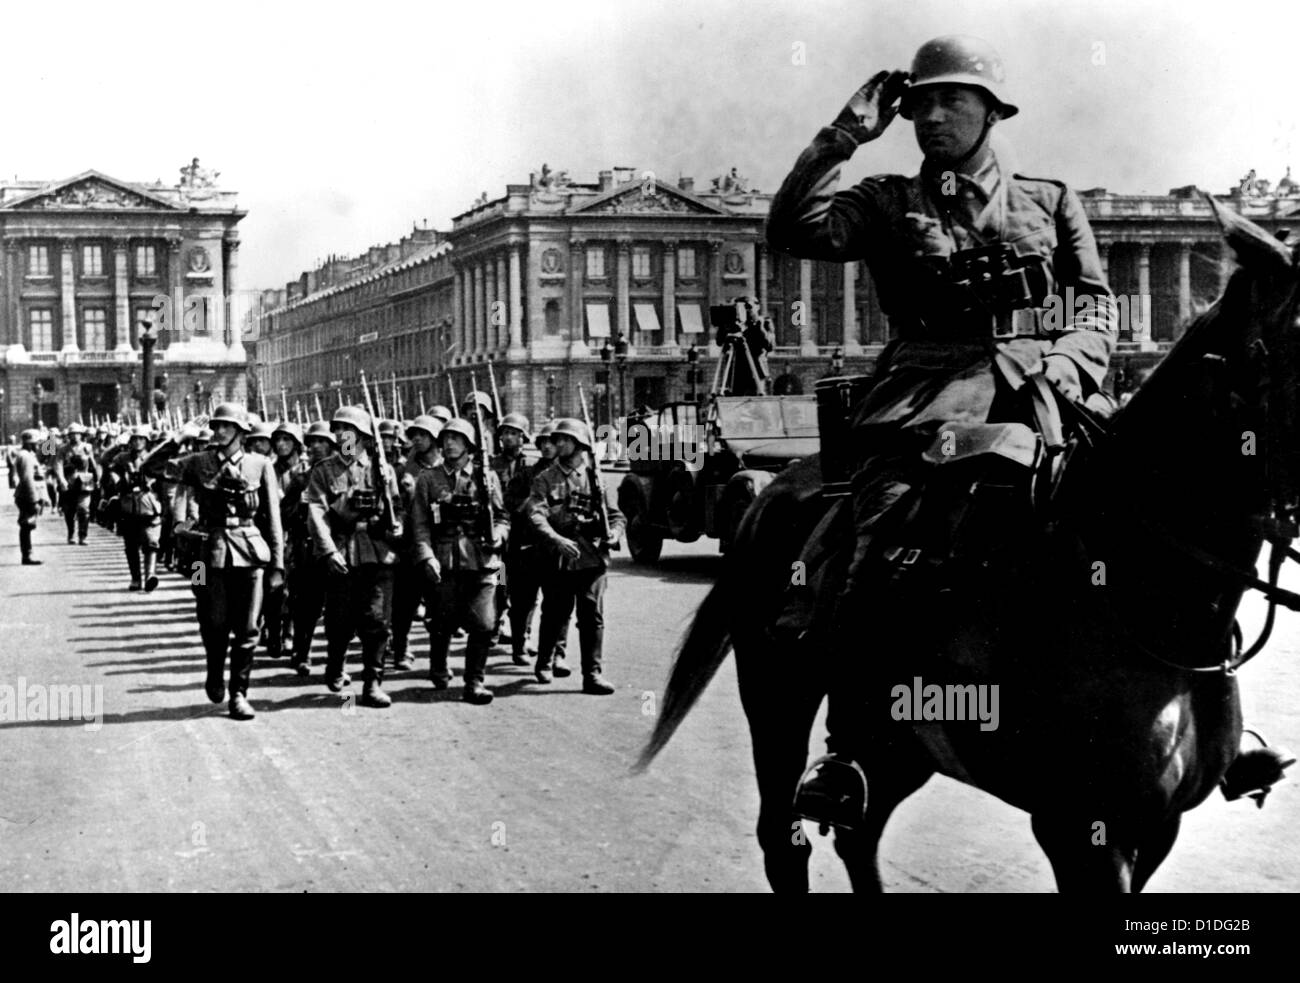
[1097,241,1110,283]
[842,262,861,355]
[495,252,508,354]
[756,242,769,314]
[60,241,78,353]
[508,242,525,356]
[1176,240,1192,333]
[615,238,631,346]
[568,237,589,357]
[661,238,677,348]
[451,264,463,365]
[1136,242,1155,350]
[168,237,185,347]
[225,235,243,353]
[4,243,21,354]
[707,239,723,309]
[473,262,485,356]
[113,240,132,352]
[799,258,817,355]
[460,267,472,360]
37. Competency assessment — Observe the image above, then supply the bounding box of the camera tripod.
[711,332,769,397]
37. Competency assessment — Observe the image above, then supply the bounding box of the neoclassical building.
[255,165,1300,427]
[0,163,247,436]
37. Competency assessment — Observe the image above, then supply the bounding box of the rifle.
[357,369,402,540]
[259,387,269,423]
[468,373,497,550]
[295,401,305,426]
[446,373,458,410]
[418,388,428,416]
[280,388,290,424]
[314,393,324,422]
[391,372,400,421]
[487,359,504,418]
[576,382,617,550]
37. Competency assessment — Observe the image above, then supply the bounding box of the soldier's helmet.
[305,420,337,446]
[331,405,372,435]
[378,419,402,439]
[428,405,453,424]
[534,419,558,442]
[131,424,152,439]
[406,415,444,441]
[20,428,41,445]
[438,418,478,449]
[550,418,592,451]
[898,35,1018,120]
[66,423,87,435]
[247,411,262,427]
[249,420,277,441]
[497,412,531,441]
[273,421,304,447]
[460,391,495,417]
[210,402,252,432]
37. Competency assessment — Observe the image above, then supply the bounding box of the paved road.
[0,501,1295,892]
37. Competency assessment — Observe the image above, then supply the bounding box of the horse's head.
[1205,194,1300,534]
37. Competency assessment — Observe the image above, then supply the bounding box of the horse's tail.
[633,575,734,774]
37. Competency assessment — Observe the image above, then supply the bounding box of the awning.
[678,303,705,334]
[586,303,611,338]
[633,303,662,335]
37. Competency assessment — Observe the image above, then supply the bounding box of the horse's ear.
[1204,193,1294,271]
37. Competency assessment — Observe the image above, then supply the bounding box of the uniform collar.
[219,447,244,466]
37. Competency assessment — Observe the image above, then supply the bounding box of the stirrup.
[1221,729,1296,808]
[793,755,868,833]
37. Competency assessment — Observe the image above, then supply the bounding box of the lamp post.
[31,381,42,427]
[139,319,159,421]
[685,343,700,403]
[614,332,628,420]
[830,346,844,376]
[600,339,613,425]
[546,373,557,421]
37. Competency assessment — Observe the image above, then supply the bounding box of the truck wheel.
[626,510,664,564]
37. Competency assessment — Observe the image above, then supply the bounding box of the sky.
[5,0,1296,290]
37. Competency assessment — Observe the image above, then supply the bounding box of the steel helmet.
[550,418,592,451]
[460,391,494,417]
[378,419,402,439]
[131,424,152,439]
[66,423,87,435]
[305,421,337,445]
[428,404,453,424]
[331,405,372,434]
[438,418,478,448]
[497,412,531,441]
[898,35,1018,120]
[273,420,304,446]
[211,402,252,432]
[249,420,277,440]
[534,419,558,442]
[20,428,40,445]
[406,415,444,441]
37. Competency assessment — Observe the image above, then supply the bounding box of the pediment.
[3,171,179,211]
[571,181,729,216]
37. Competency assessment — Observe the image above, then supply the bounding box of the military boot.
[143,553,159,593]
[428,634,452,689]
[360,673,392,709]
[1222,733,1296,806]
[462,680,494,705]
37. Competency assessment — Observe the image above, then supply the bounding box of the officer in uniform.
[492,412,536,664]
[410,417,510,704]
[12,429,49,565]
[143,403,284,720]
[287,421,337,675]
[54,422,99,545]
[303,405,403,708]
[524,419,624,694]
[262,420,307,660]
[105,424,165,591]
[390,414,443,672]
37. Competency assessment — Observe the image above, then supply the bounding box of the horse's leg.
[833,739,934,892]
[1130,815,1181,893]
[1030,811,1139,892]
[736,633,824,894]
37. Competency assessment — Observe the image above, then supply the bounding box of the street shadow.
[609,553,720,585]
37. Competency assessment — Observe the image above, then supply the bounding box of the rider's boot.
[1221,731,1296,806]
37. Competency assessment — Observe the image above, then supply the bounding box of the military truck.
[614,393,818,563]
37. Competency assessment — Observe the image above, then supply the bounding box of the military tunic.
[54,440,99,543]
[12,446,48,562]
[390,450,441,666]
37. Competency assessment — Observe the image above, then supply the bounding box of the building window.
[83,308,108,351]
[586,247,606,279]
[82,244,104,277]
[28,244,50,277]
[677,247,696,279]
[135,244,157,277]
[30,309,54,351]
[632,247,652,279]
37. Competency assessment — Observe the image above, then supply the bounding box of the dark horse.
[636,199,1300,892]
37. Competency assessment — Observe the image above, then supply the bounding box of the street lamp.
[546,373,557,421]
[614,332,629,420]
[830,346,845,376]
[600,339,614,424]
[685,343,700,403]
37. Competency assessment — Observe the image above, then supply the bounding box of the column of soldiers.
[7,389,625,720]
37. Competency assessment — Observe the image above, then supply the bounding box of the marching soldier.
[459,391,497,456]
[12,429,49,565]
[524,418,624,694]
[390,414,443,672]
[287,421,336,675]
[378,419,406,471]
[512,421,571,669]
[54,422,99,546]
[142,403,284,720]
[411,418,510,704]
[262,420,307,660]
[492,412,536,665]
[428,405,453,427]
[303,405,403,708]
[104,424,165,592]
[246,419,275,457]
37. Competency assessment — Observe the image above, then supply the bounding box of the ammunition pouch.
[442,493,484,528]
[217,473,259,520]
[349,489,381,519]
